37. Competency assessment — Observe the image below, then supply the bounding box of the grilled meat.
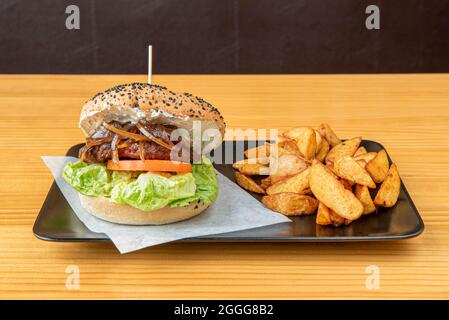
[79,122,179,163]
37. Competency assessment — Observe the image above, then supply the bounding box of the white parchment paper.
[42,157,291,253]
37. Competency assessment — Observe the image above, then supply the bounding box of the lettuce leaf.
[62,161,112,197]
[109,172,197,211]
[169,157,218,207]
[62,158,218,211]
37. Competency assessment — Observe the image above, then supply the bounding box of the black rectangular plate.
[34,140,424,242]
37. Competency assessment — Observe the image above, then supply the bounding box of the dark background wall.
[1,0,448,74]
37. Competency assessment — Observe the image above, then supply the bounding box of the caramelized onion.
[135,122,173,150]
[85,137,113,148]
[103,122,149,141]
[103,121,172,150]
[117,140,133,149]
[111,134,121,164]
[138,141,145,161]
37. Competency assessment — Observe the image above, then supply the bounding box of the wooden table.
[0,74,448,299]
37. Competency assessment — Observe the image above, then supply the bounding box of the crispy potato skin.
[309,160,363,220]
[354,152,377,163]
[366,149,389,183]
[233,160,270,175]
[266,167,310,195]
[270,154,308,176]
[325,137,361,166]
[374,163,400,207]
[333,156,376,188]
[316,202,351,227]
[234,172,266,194]
[318,123,341,147]
[244,144,271,159]
[262,193,318,216]
[354,184,376,215]
[283,127,317,160]
[354,146,367,157]
[315,138,330,162]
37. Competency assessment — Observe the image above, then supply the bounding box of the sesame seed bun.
[79,194,209,225]
[79,83,225,147]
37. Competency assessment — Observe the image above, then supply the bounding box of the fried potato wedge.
[270,154,308,176]
[233,160,270,175]
[366,149,389,183]
[316,202,333,225]
[260,177,271,189]
[338,178,353,191]
[354,152,377,164]
[325,137,361,166]
[233,158,264,165]
[309,160,363,220]
[316,202,350,227]
[317,123,341,147]
[354,146,367,157]
[356,159,368,168]
[276,135,290,145]
[262,193,318,216]
[354,184,376,215]
[314,129,323,150]
[278,140,301,157]
[315,137,330,162]
[374,163,400,207]
[266,167,310,195]
[333,156,376,188]
[260,175,290,189]
[234,172,265,194]
[244,144,270,159]
[283,127,317,160]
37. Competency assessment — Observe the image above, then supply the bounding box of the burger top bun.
[79,83,225,147]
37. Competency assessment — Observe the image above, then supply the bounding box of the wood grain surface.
[0,74,448,299]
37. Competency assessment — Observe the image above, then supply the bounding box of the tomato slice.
[107,160,192,172]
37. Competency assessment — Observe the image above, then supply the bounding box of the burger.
[62,83,225,225]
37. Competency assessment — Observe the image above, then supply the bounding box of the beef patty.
[80,141,172,163]
[79,122,178,163]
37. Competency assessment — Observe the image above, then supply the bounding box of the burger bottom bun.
[79,194,209,225]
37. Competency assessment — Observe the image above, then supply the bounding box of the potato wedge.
[374,163,400,207]
[356,159,368,168]
[234,172,265,194]
[338,178,353,191]
[233,158,264,166]
[233,160,270,175]
[325,137,361,166]
[354,184,376,215]
[266,167,310,195]
[354,152,377,164]
[366,149,389,183]
[278,140,301,157]
[316,202,333,225]
[309,160,363,220]
[354,146,367,157]
[260,175,290,189]
[283,127,317,160]
[262,193,318,216]
[270,154,308,176]
[314,129,323,150]
[315,137,330,162]
[317,123,341,147]
[260,177,271,189]
[276,135,289,145]
[245,144,270,159]
[316,202,350,227]
[333,156,376,188]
